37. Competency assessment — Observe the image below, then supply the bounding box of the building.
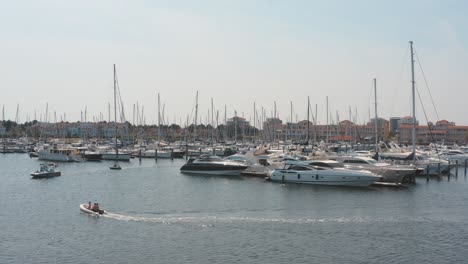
[389,117,401,133]
[397,120,468,144]
[399,116,419,126]
[263,118,283,141]
[226,116,250,129]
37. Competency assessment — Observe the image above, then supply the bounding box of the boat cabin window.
[289,165,309,171]
[311,162,343,168]
[198,155,223,161]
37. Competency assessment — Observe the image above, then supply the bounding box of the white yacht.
[269,164,380,187]
[38,148,81,162]
[338,156,419,183]
[379,151,451,175]
[438,150,468,164]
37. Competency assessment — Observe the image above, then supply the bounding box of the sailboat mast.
[314,103,317,146]
[288,101,292,141]
[194,91,198,142]
[307,97,310,144]
[253,102,256,142]
[114,64,118,159]
[158,93,161,142]
[211,97,214,146]
[410,41,416,159]
[374,78,378,153]
[326,96,329,144]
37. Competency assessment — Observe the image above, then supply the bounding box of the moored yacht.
[180,154,248,176]
[269,164,380,187]
[38,148,82,162]
[337,156,419,183]
[438,150,468,164]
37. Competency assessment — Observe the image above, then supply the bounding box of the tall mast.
[288,101,292,141]
[314,103,317,146]
[307,97,310,144]
[158,92,161,142]
[234,110,238,143]
[194,91,198,142]
[326,96,329,143]
[410,41,416,159]
[114,64,118,161]
[211,97,214,146]
[374,78,378,153]
[253,102,256,142]
[273,101,277,142]
[224,105,227,142]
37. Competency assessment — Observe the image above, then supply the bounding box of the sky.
[1,0,467,126]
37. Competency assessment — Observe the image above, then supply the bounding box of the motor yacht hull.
[270,170,379,187]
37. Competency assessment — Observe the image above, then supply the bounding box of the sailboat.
[110,64,122,170]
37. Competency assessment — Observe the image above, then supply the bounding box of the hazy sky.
[1,0,467,125]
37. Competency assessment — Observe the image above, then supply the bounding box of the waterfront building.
[389,117,401,133]
[397,120,468,144]
[263,118,283,141]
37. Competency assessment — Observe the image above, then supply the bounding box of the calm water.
[1,154,468,263]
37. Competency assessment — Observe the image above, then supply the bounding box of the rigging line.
[415,86,440,159]
[414,48,440,121]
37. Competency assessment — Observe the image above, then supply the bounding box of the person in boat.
[88,202,92,209]
[91,203,99,212]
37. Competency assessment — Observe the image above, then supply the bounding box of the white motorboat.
[378,151,451,175]
[438,150,468,164]
[269,164,380,187]
[180,155,248,176]
[30,163,61,178]
[337,156,419,183]
[79,204,106,217]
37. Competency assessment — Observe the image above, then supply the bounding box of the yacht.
[30,163,61,178]
[180,155,248,176]
[38,148,82,162]
[379,151,451,175]
[337,156,419,183]
[269,164,381,187]
[438,150,468,164]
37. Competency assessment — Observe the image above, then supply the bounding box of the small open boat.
[30,163,61,178]
[110,163,122,170]
[79,204,106,217]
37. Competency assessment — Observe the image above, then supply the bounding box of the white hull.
[79,204,105,217]
[38,151,74,162]
[440,155,468,165]
[270,170,380,187]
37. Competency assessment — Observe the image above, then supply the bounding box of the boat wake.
[101,212,435,225]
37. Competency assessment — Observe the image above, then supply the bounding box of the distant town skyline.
[1,0,467,125]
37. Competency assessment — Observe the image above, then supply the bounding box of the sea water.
[1,154,467,263]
